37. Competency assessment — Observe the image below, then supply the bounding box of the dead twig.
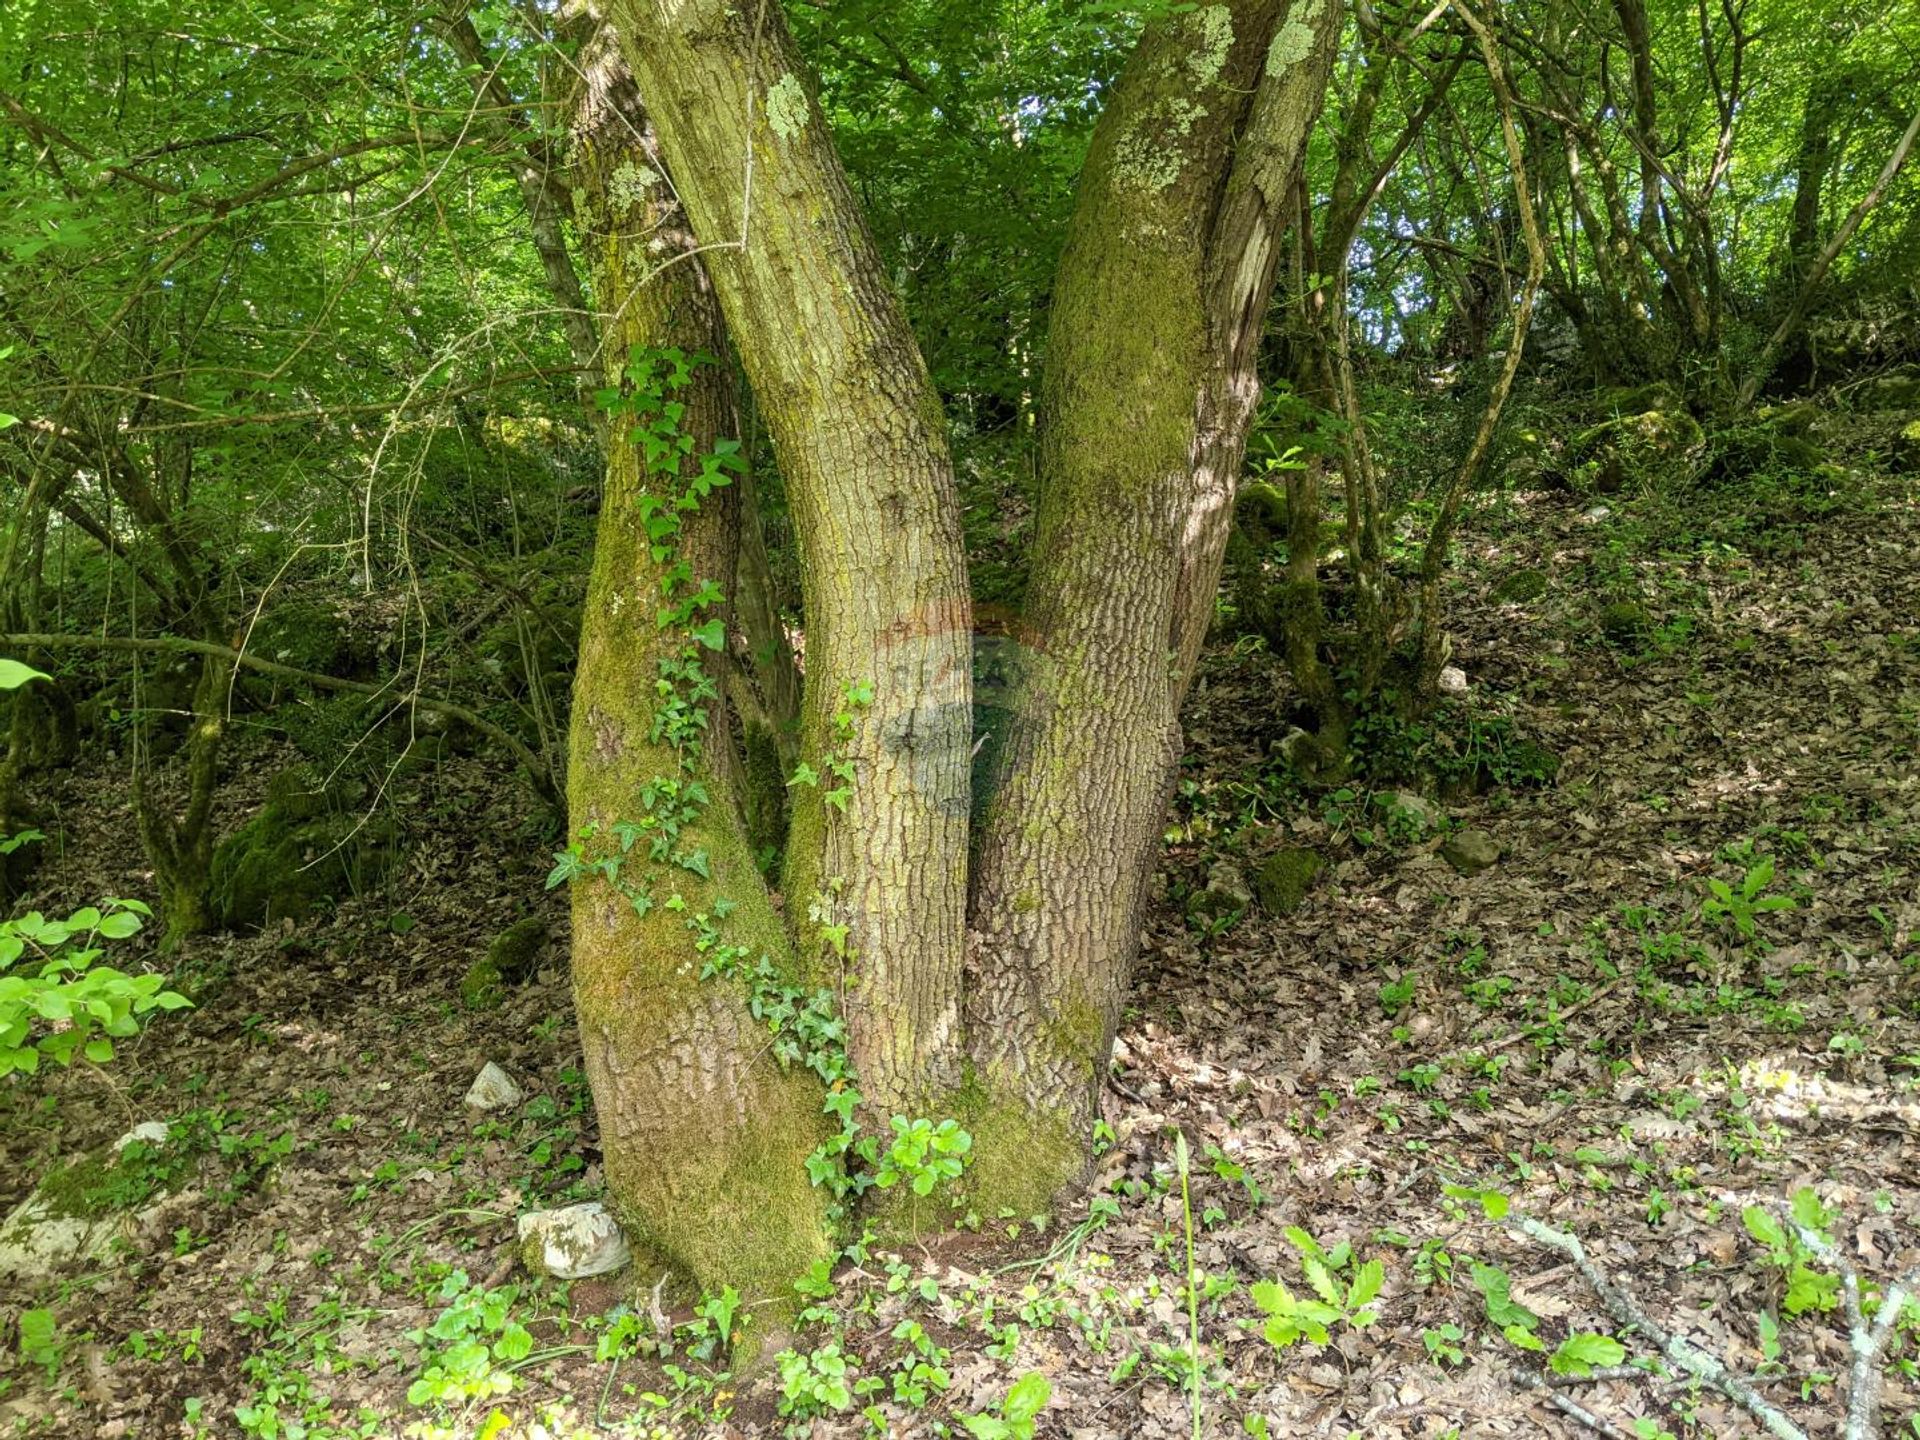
[1512,1369,1639,1440]
[1510,1212,1807,1440]
[1777,1199,1920,1440]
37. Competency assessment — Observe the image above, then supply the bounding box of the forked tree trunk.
[573,0,1341,1299]
[566,45,831,1319]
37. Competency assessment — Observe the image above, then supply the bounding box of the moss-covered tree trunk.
[566,44,831,1318]
[965,0,1342,1207]
[606,0,975,1119]
[134,640,229,949]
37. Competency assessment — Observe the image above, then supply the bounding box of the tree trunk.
[134,639,229,950]
[965,0,1342,1208]
[606,0,975,1120]
[566,43,832,1320]
[1740,104,1920,409]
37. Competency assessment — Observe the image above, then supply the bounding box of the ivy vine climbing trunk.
[565,42,831,1320]
[605,0,976,1122]
[965,0,1343,1208]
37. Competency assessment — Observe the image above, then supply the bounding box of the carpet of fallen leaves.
[0,448,1916,1440]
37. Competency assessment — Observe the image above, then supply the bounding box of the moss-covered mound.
[210,766,396,930]
[1490,568,1548,604]
[1865,372,1920,410]
[1599,600,1651,644]
[1893,419,1920,475]
[1700,428,1826,487]
[1570,408,1705,493]
[1254,847,1325,916]
[460,915,551,1010]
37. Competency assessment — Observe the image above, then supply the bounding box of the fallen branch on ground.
[1511,1212,1807,1439]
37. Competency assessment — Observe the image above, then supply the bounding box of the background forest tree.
[1,0,1919,1430]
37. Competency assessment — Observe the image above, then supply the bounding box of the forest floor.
[1,433,1918,1440]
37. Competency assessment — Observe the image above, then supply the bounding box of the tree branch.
[0,630,554,801]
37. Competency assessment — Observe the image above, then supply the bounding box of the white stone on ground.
[464,1061,523,1112]
[517,1202,630,1279]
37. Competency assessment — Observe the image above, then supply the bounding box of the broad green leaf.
[1549,1332,1625,1375]
[1347,1258,1384,1310]
[1003,1372,1050,1422]
[1789,1188,1831,1235]
[0,659,49,690]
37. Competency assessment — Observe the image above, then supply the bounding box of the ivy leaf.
[690,618,726,651]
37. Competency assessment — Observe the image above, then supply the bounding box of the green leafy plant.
[405,1271,535,1407]
[16,1308,59,1384]
[875,1115,974,1197]
[1743,1190,1841,1315]
[777,1341,856,1419]
[1422,1321,1466,1366]
[1249,1228,1384,1349]
[676,1285,741,1360]
[884,1319,951,1407]
[0,898,188,1076]
[960,1371,1051,1440]
[1549,1331,1626,1376]
[1701,855,1795,941]
[1468,1260,1542,1351]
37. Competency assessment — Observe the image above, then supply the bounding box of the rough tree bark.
[572,0,1341,1298]
[565,37,831,1316]
[606,0,975,1122]
[966,0,1343,1207]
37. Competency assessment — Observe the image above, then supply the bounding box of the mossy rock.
[0,1127,186,1279]
[262,764,339,822]
[1865,374,1920,411]
[1756,401,1822,439]
[1701,429,1824,486]
[1599,601,1651,644]
[1188,863,1251,926]
[461,916,550,1010]
[1570,409,1704,493]
[1253,847,1325,916]
[1490,568,1548,604]
[210,767,395,930]
[245,600,365,679]
[1440,828,1501,876]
